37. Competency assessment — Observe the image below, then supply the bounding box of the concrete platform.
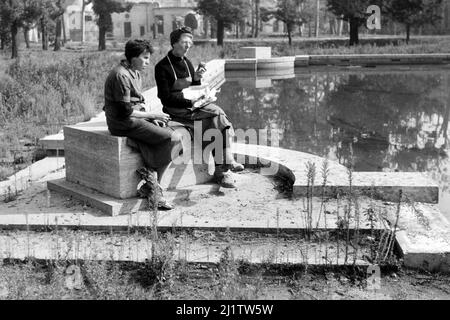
[47,179,146,216]
[0,230,371,266]
[307,53,450,66]
[0,167,449,272]
[231,143,439,203]
[224,58,257,72]
[0,157,65,202]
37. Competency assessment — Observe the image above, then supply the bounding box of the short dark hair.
[170,26,193,47]
[125,39,154,62]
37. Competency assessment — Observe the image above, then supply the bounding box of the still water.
[216,65,450,220]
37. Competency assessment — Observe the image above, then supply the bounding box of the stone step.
[0,230,371,266]
[0,157,65,202]
[232,143,439,203]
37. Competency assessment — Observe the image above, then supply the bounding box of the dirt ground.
[165,267,450,300]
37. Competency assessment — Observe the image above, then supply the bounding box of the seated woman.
[154,27,244,188]
[104,39,180,210]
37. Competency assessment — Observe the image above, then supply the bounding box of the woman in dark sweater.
[104,39,180,209]
[154,27,243,188]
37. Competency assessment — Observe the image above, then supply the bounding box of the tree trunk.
[98,25,106,50]
[23,28,30,49]
[11,21,19,59]
[339,16,343,36]
[349,17,359,46]
[235,23,239,39]
[41,17,48,50]
[315,0,320,37]
[81,0,86,43]
[54,16,62,51]
[1,36,4,50]
[203,17,208,38]
[240,20,246,38]
[287,26,292,46]
[62,14,67,44]
[406,24,410,44]
[255,0,260,38]
[251,0,255,37]
[217,19,224,46]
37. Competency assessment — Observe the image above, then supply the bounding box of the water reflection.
[217,66,450,219]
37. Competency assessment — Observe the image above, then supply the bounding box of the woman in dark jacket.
[154,27,243,188]
[104,39,179,209]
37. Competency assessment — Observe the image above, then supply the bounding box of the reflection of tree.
[325,71,446,170]
[216,69,450,177]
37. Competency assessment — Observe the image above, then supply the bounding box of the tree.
[387,0,442,43]
[81,0,92,43]
[92,0,133,51]
[326,0,383,45]
[262,0,307,46]
[184,13,198,31]
[0,0,42,59]
[0,9,11,50]
[197,0,250,46]
[51,0,68,51]
[38,0,61,51]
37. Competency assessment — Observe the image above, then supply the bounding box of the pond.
[216,65,450,220]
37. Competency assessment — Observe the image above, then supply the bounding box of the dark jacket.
[154,50,201,111]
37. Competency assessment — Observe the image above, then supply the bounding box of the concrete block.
[238,46,271,59]
[64,122,215,200]
[64,125,143,199]
[293,172,439,203]
[257,56,295,70]
[47,179,145,216]
[39,132,64,151]
[224,58,257,71]
[294,55,309,67]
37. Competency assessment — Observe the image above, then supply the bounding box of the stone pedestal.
[64,122,213,200]
[238,47,272,59]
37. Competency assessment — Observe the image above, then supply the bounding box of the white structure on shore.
[62,0,202,42]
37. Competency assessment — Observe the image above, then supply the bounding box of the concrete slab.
[224,58,257,71]
[0,230,370,266]
[295,55,310,67]
[0,157,65,202]
[293,172,439,204]
[238,47,271,59]
[38,132,64,151]
[47,178,146,216]
[257,57,295,70]
[231,143,439,203]
[383,202,450,273]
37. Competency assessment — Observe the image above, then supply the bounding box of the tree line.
[0,0,131,59]
[198,0,443,46]
[0,0,445,59]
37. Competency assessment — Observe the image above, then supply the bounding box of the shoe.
[215,169,237,188]
[157,198,174,210]
[229,161,244,172]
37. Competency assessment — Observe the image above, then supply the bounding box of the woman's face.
[131,51,151,71]
[172,34,193,56]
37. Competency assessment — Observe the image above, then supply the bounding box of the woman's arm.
[155,63,194,109]
[130,109,170,122]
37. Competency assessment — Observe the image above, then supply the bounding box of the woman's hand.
[151,119,167,127]
[150,113,171,123]
[193,62,206,82]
